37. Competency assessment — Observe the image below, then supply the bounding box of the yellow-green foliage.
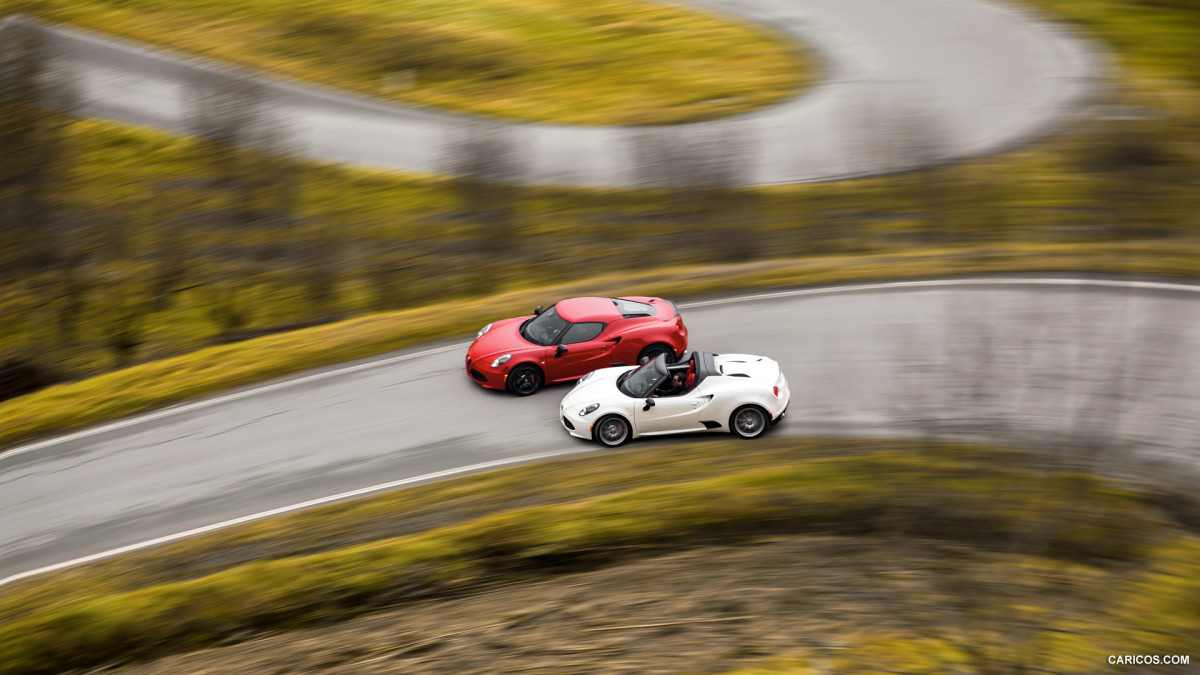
[1022,0,1200,144]
[1118,537,1200,653]
[722,624,1107,675]
[0,445,1177,675]
[9,0,809,124]
[6,97,1197,375]
[1028,0,1200,86]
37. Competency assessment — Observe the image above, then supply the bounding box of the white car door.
[634,391,706,435]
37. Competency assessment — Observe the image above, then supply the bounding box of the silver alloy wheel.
[598,417,628,446]
[734,408,766,437]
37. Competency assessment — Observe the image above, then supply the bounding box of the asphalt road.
[4,279,1200,585]
[7,0,1098,186]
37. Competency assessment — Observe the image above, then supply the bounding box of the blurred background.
[0,0,1197,398]
[1,0,1200,673]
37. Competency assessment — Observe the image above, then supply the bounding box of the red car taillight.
[773,386,780,397]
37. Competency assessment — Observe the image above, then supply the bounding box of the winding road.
[4,278,1200,586]
[6,0,1098,186]
[0,0,1145,590]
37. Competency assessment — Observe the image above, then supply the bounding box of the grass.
[0,440,1196,674]
[1023,0,1200,131]
[6,239,1200,454]
[1029,0,1200,87]
[7,0,809,125]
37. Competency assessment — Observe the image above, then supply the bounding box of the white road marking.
[0,448,590,588]
[677,277,1200,309]
[1,343,468,461]
[4,276,1199,587]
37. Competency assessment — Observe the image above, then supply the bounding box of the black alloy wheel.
[506,364,543,396]
[638,343,674,365]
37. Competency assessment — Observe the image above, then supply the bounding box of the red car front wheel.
[506,364,543,396]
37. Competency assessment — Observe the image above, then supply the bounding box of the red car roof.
[555,296,623,322]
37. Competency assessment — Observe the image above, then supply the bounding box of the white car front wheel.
[594,414,631,447]
[730,405,768,439]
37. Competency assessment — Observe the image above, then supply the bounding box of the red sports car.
[466,296,688,396]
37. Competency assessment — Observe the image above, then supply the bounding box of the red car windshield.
[521,306,569,346]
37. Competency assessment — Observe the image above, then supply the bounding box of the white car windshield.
[618,356,667,397]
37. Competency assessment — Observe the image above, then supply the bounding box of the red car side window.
[562,322,606,344]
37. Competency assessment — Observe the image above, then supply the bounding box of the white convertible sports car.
[559,351,790,447]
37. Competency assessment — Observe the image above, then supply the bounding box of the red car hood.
[467,315,540,363]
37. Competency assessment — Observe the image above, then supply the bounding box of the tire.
[593,414,631,447]
[729,405,768,439]
[506,364,543,396]
[638,343,675,365]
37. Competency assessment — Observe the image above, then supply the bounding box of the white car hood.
[561,366,634,409]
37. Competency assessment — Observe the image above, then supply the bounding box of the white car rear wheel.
[730,405,767,439]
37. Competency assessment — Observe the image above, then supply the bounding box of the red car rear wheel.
[638,343,675,365]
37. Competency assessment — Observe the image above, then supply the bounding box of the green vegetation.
[3,114,1197,379]
[7,0,808,125]
[0,440,1196,674]
[1029,0,1200,89]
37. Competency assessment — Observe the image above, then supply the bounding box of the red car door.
[551,322,620,381]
